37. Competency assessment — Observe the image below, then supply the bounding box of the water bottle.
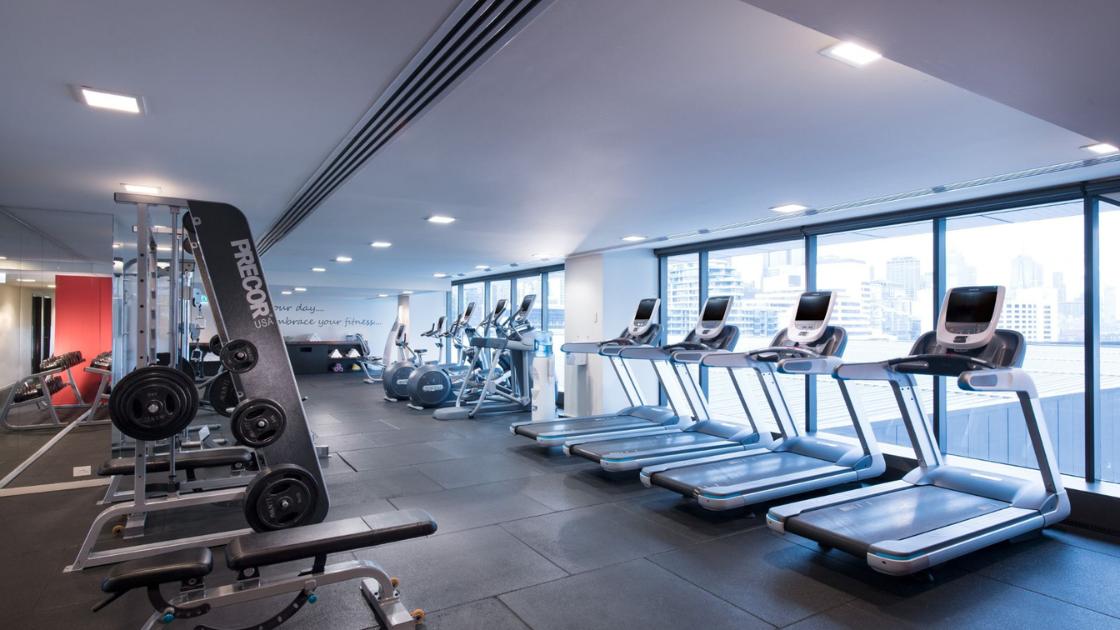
[534,331,553,357]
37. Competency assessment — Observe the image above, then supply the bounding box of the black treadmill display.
[702,296,731,322]
[634,299,657,321]
[795,293,831,321]
[493,299,508,316]
[946,289,998,324]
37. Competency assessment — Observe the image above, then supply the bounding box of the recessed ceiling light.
[294,287,307,292]
[532,253,555,260]
[48,284,56,289]
[281,290,293,295]
[820,41,882,67]
[475,265,491,270]
[80,86,142,113]
[112,242,122,249]
[427,215,456,224]
[402,290,413,295]
[621,235,647,242]
[311,267,326,272]
[433,272,449,278]
[17,278,35,283]
[335,255,352,263]
[377,293,389,298]
[122,183,161,195]
[770,203,808,214]
[156,245,171,252]
[370,241,392,248]
[156,262,170,269]
[1084,142,1119,155]
[0,255,6,260]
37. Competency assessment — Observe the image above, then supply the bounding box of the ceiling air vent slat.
[259,0,551,253]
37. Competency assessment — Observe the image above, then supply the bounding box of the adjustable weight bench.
[95,509,437,630]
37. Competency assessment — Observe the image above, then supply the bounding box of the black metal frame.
[655,175,1120,490]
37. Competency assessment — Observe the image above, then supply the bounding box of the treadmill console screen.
[701,296,731,323]
[946,289,998,326]
[795,292,831,322]
[634,298,657,322]
[937,285,1004,349]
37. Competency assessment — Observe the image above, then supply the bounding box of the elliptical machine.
[381,324,424,401]
[407,303,477,410]
[434,295,536,420]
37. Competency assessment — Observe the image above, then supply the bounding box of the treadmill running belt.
[574,432,731,461]
[785,485,1009,557]
[652,452,833,496]
[514,415,656,439]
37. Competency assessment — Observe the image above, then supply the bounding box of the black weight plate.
[220,339,259,374]
[230,399,287,448]
[207,371,238,417]
[209,335,223,355]
[109,366,199,441]
[244,464,320,531]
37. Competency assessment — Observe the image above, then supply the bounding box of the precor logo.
[231,239,271,321]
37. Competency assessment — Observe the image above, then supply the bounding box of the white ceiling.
[2,0,1117,296]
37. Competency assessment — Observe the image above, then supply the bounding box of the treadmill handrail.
[599,341,647,357]
[671,349,729,364]
[958,367,1039,398]
[833,360,908,383]
[560,341,606,354]
[618,346,676,361]
[701,347,816,369]
[778,355,843,376]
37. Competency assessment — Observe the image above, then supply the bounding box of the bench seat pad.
[99,447,254,476]
[101,548,213,594]
[225,510,436,571]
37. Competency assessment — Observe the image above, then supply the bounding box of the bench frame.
[133,558,418,630]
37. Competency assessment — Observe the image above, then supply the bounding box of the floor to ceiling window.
[814,223,935,450]
[664,254,700,344]
[1103,195,1120,482]
[946,202,1085,476]
[706,242,805,432]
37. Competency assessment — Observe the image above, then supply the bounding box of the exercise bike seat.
[101,548,213,595]
[226,510,437,571]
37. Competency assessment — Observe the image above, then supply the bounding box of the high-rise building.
[886,256,922,299]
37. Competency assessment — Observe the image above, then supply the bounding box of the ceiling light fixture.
[433,272,449,278]
[1084,142,1119,155]
[79,86,143,113]
[17,278,35,283]
[370,241,392,248]
[770,203,808,214]
[475,265,491,270]
[156,245,171,252]
[122,183,161,195]
[820,41,882,67]
[311,267,326,272]
[112,243,123,249]
[378,293,389,298]
[0,256,6,260]
[281,290,293,295]
[294,287,307,292]
[48,284,56,289]
[621,235,647,242]
[335,255,352,263]
[427,215,456,224]
[532,253,555,260]
[402,290,413,295]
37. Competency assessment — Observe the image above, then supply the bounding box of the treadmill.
[511,298,667,446]
[768,286,1070,576]
[641,291,886,509]
[564,296,765,472]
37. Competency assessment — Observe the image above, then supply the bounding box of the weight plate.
[230,399,287,448]
[109,366,199,441]
[209,334,223,355]
[244,464,320,531]
[207,371,239,417]
[220,339,259,374]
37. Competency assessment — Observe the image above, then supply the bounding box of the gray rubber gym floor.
[2,373,1120,629]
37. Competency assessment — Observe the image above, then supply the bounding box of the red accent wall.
[53,275,113,404]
